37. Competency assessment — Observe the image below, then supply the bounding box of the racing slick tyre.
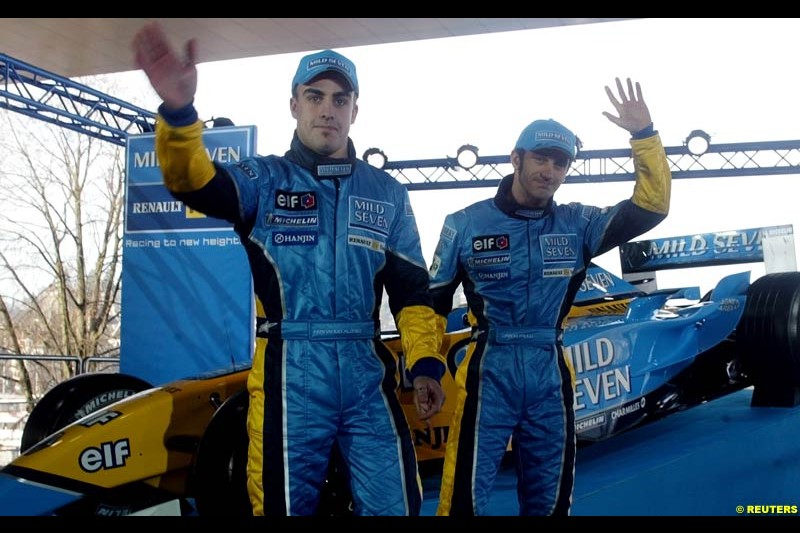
[737,271,800,407]
[190,390,355,516]
[21,372,152,453]
[191,389,252,516]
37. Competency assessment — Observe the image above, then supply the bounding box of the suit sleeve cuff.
[158,102,199,127]
[631,122,655,140]
[408,357,446,382]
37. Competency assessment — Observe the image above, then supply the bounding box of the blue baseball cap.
[515,119,577,161]
[292,49,359,96]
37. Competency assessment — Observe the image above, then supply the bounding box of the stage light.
[363,148,388,169]
[684,130,711,157]
[456,144,479,169]
[205,117,235,128]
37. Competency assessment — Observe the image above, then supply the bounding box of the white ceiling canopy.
[0,18,631,79]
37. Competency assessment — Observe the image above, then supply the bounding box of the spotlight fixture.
[684,129,711,157]
[362,148,388,169]
[456,144,479,170]
[204,116,235,128]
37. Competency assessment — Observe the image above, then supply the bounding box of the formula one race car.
[1,224,799,516]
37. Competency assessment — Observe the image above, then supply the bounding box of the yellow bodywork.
[13,369,248,495]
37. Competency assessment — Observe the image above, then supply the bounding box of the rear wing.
[619,224,797,292]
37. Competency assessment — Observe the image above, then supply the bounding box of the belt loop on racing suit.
[472,325,560,346]
[256,318,380,340]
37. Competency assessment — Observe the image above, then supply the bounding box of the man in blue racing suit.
[131,22,446,516]
[429,78,671,515]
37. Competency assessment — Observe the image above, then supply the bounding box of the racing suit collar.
[284,131,357,180]
[494,174,553,220]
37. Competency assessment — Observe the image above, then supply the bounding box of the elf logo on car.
[79,438,131,472]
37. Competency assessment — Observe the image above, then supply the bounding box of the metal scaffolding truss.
[3,52,800,190]
[0,53,155,145]
[385,141,800,191]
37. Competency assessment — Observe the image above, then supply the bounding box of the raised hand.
[602,77,652,134]
[131,21,198,110]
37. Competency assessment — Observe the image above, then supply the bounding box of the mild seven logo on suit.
[349,196,393,236]
[541,234,577,263]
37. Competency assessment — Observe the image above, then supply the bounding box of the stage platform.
[420,388,800,516]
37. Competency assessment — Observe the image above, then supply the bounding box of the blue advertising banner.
[121,126,257,385]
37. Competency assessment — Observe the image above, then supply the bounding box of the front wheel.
[190,390,252,516]
[17,372,191,516]
[21,372,152,452]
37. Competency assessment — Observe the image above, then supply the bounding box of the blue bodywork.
[0,471,82,515]
[565,267,750,440]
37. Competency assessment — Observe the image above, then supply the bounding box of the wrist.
[158,101,198,127]
[631,122,655,140]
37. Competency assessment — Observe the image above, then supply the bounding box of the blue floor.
[420,388,800,516]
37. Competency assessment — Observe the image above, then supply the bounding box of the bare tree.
[0,107,125,406]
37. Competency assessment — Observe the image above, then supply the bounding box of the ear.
[290,97,298,119]
[510,150,521,172]
[350,101,359,124]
